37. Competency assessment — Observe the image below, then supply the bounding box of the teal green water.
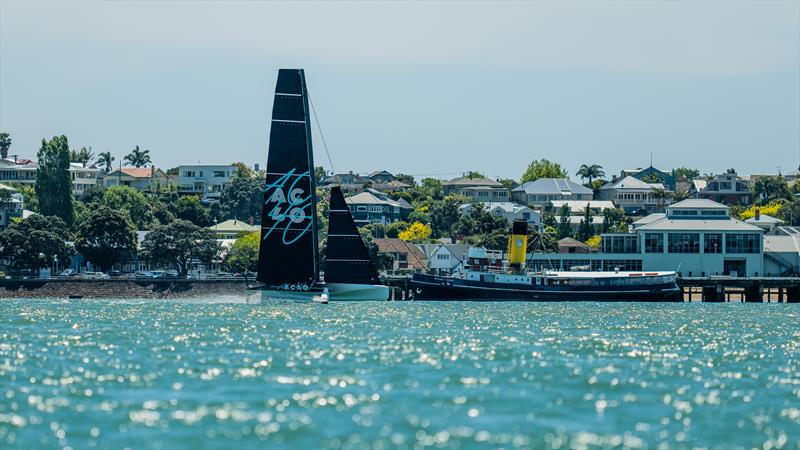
[1,299,799,450]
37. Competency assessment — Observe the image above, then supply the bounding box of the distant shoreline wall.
[0,279,251,299]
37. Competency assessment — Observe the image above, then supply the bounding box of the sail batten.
[256,69,320,285]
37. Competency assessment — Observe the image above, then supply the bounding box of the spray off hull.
[246,283,389,302]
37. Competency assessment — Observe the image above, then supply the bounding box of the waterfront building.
[691,173,753,205]
[620,166,676,191]
[557,237,595,254]
[0,183,24,230]
[457,186,510,202]
[442,175,505,196]
[511,178,592,208]
[69,163,103,199]
[344,189,412,227]
[547,200,616,215]
[598,176,672,214]
[745,213,783,232]
[103,167,171,193]
[459,202,542,229]
[763,227,799,276]
[417,243,470,275]
[0,158,37,186]
[177,164,237,203]
[374,238,427,273]
[208,219,259,240]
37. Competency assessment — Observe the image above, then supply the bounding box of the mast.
[256,69,319,285]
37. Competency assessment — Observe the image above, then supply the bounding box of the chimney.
[755,209,760,221]
[254,163,260,172]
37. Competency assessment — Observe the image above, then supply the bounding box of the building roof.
[345,190,408,208]
[209,219,259,234]
[550,200,616,213]
[442,176,503,188]
[372,180,411,191]
[565,216,604,225]
[322,173,370,184]
[764,235,800,254]
[691,179,708,192]
[668,198,729,210]
[636,216,762,232]
[367,170,393,178]
[745,214,783,225]
[108,167,165,178]
[417,243,470,261]
[600,176,664,191]
[374,238,428,270]
[512,178,592,195]
[558,237,594,250]
[460,201,534,214]
[632,213,666,228]
[0,183,17,192]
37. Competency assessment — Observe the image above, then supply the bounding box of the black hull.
[411,274,682,302]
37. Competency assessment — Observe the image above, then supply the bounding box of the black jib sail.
[256,69,320,286]
[324,186,381,285]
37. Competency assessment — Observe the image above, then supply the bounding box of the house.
[417,243,470,275]
[208,219,259,240]
[442,176,504,196]
[745,213,783,232]
[371,180,411,192]
[344,189,412,227]
[547,200,616,215]
[69,163,103,199]
[0,157,37,186]
[511,178,593,208]
[692,174,753,205]
[620,166,676,191]
[374,238,428,273]
[527,199,766,277]
[320,171,371,195]
[456,186,510,202]
[598,176,672,214]
[103,167,171,193]
[366,170,397,184]
[459,202,542,229]
[763,227,800,276]
[177,165,237,203]
[557,237,595,254]
[0,183,24,229]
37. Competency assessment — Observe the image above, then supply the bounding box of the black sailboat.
[248,69,389,301]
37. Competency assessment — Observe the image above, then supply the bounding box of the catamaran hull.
[411,274,682,302]
[246,283,389,302]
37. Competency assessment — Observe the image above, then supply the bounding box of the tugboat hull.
[411,274,682,302]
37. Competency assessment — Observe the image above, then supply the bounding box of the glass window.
[644,233,663,253]
[725,234,760,254]
[213,171,226,177]
[668,233,700,253]
[602,235,639,254]
[704,233,722,253]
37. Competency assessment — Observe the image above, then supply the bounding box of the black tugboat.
[411,220,681,302]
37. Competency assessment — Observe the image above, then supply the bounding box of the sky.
[1,1,798,181]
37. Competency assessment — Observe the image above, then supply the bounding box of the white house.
[417,243,470,275]
[177,165,237,203]
[511,178,593,208]
[104,167,172,193]
[459,202,542,229]
[598,176,672,214]
[0,183,24,229]
[69,163,103,198]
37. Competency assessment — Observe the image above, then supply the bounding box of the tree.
[780,201,800,226]
[35,136,74,226]
[174,195,210,226]
[233,162,257,179]
[70,146,94,166]
[103,185,153,229]
[556,204,572,239]
[221,175,263,222]
[385,221,409,238]
[0,132,11,159]
[140,220,221,277]
[8,183,37,212]
[81,185,107,205]
[398,222,432,242]
[673,167,700,182]
[358,226,394,272]
[650,188,672,209]
[577,205,594,241]
[0,215,72,273]
[452,203,507,239]
[464,171,486,179]
[96,152,114,173]
[224,232,260,275]
[738,201,784,220]
[395,173,416,187]
[528,228,559,253]
[429,196,463,239]
[75,206,136,271]
[752,176,792,204]
[521,159,567,183]
[576,164,605,184]
[123,145,152,167]
[641,173,662,184]
[408,209,431,225]
[313,166,327,185]
[726,168,737,175]
[585,235,601,249]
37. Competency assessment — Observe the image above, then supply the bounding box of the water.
[1,299,799,450]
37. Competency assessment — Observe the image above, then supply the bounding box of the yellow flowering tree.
[585,235,601,249]
[738,201,783,220]
[398,222,432,242]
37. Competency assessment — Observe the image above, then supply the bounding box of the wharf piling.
[678,277,800,303]
[382,276,413,301]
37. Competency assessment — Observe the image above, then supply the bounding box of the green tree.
[752,176,792,204]
[453,203,507,239]
[232,162,257,179]
[577,205,595,241]
[395,173,416,187]
[224,231,260,276]
[650,188,672,209]
[96,152,114,173]
[556,204,572,239]
[123,145,152,167]
[221,175,263,221]
[528,228,559,253]
[70,146,94,166]
[81,185,107,205]
[464,171,486,179]
[672,167,700,182]
[8,183,37,212]
[0,132,11,159]
[521,159,568,183]
[385,221,409,238]
[497,178,519,190]
[408,209,431,225]
[174,195,210,226]
[35,135,74,226]
[780,201,800,226]
[429,195,463,239]
[0,215,72,273]
[641,173,662,184]
[103,185,153,229]
[313,166,327,185]
[140,220,221,277]
[75,206,136,271]
[576,164,605,184]
[358,226,394,272]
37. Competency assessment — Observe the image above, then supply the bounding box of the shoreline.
[0,278,250,299]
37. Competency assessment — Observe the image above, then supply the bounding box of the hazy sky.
[1,1,798,181]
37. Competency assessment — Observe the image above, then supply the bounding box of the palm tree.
[576,164,605,184]
[96,152,115,173]
[70,146,95,167]
[0,132,11,159]
[650,188,673,210]
[124,145,152,168]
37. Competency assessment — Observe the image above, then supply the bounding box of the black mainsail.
[324,186,381,285]
[256,69,320,286]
